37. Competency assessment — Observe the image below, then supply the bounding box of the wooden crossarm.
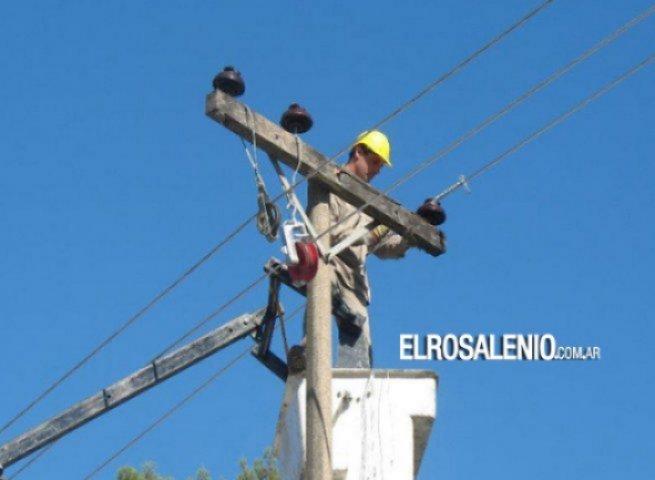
[205,90,445,256]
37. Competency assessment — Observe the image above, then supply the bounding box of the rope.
[242,107,265,187]
[311,5,655,245]
[289,135,303,223]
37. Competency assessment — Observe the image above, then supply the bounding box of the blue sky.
[1,1,654,478]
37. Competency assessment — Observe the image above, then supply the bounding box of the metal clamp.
[256,186,280,242]
[434,174,471,202]
[267,155,327,257]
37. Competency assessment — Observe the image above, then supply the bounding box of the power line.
[349,0,557,149]
[5,442,55,480]
[94,33,655,480]
[82,303,306,480]
[13,3,648,474]
[3,4,636,473]
[68,46,653,477]
[0,214,255,438]
[265,0,558,208]
[153,271,270,359]
[82,349,250,480]
[0,0,555,440]
[467,52,655,183]
[8,35,642,467]
[5,300,303,480]
[312,4,655,245]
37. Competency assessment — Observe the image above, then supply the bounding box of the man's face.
[349,145,385,182]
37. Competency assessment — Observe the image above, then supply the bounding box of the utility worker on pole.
[328,130,446,368]
[288,130,445,371]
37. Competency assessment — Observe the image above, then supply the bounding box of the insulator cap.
[287,242,319,283]
[280,103,313,134]
[416,199,447,226]
[212,66,245,97]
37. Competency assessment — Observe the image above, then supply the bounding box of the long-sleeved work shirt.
[328,191,411,305]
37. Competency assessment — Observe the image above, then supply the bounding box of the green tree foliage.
[116,462,209,480]
[116,448,279,480]
[233,448,279,480]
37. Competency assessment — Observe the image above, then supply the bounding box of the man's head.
[346,130,391,182]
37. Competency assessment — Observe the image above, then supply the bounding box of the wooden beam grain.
[0,308,266,471]
[205,90,445,256]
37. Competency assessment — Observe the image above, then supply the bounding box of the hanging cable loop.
[243,107,280,242]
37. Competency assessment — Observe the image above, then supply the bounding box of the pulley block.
[213,66,245,97]
[287,241,319,283]
[256,191,281,242]
[281,221,319,283]
[280,104,313,134]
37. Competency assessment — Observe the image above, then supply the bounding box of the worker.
[327,130,446,368]
[287,130,445,371]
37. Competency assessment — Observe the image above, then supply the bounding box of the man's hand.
[416,199,447,226]
[369,224,390,244]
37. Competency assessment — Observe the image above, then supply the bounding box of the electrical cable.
[153,271,270,359]
[466,52,655,184]
[7,43,647,479]
[0,214,256,438]
[82,349,250,480]
[5,441,55,480]
[311,5,655,245]
[0,0,557,442]
[82,303,306,480]
[262,0,558,213]
[12,8,651,476]
[0,2,566,475]
[8,301,305,480]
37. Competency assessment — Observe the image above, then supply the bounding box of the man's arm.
[368,226,411,259]
[369,199,447,259]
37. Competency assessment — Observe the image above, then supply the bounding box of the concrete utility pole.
[206,88,445,479]
[0,77,445,480]
[305,180,333,479]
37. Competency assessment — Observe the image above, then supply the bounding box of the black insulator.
[417,199,447,226]
[212,66,245,97]
[280,103,313,134]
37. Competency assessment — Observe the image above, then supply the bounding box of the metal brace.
[251,275,288,381]
[433,174,471,202]
[326,223,375,261]
[267,155,327,258]
[327,174,470,261]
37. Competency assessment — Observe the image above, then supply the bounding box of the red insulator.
[280,104,313,134]
[213,66,245,97]
[287,242,319,283]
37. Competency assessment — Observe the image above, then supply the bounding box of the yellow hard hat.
[355,130,391,167]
